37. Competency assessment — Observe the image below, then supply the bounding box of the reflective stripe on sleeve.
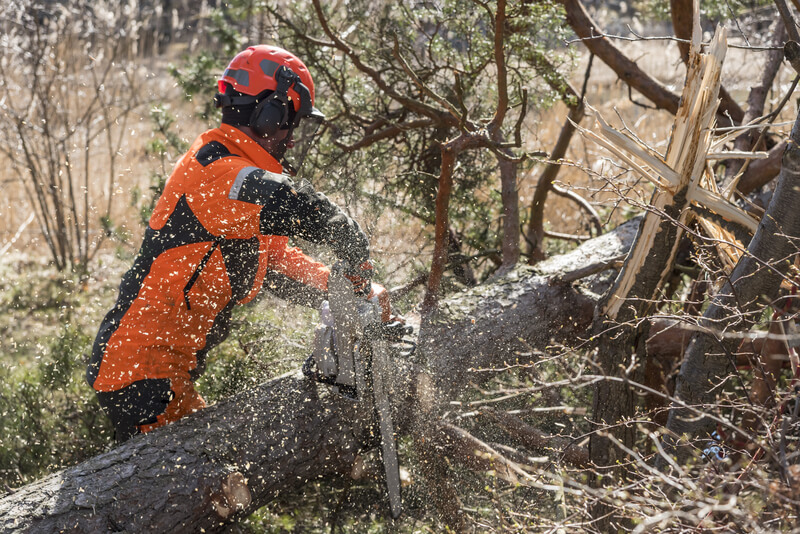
[229,166,263,201]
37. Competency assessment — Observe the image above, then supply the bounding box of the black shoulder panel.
[196,141,239,167]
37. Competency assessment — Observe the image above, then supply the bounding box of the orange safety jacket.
[87,124,369,392]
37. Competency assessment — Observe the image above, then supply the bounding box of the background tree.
[0,1,150,272]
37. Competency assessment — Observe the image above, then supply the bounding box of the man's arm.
[228,167,369,266]
[259,242,330,308]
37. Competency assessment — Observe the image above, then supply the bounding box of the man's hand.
[344,260,373,296]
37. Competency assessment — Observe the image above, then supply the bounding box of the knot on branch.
[781,140,800,175]
[210,471,251,520]
[784,41,800,75]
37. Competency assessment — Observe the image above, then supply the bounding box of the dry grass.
[0,43,204,260]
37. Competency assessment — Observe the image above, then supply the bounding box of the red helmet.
[218,45,315,112]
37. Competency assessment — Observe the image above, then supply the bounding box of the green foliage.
[0,261,117,489]
[632,0,773,22]
[0,323,111,489]
[169,52,225,123]
[167,9,244,123]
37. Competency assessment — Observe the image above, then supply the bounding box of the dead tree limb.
[738,140,785,195]
[670,0,745,126]
[480,408,590,467]
[776,0,800,43]
[551,183,603,234]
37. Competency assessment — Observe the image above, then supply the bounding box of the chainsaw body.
[309,264,408,518]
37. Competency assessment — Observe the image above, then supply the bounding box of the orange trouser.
[95,373,206,441]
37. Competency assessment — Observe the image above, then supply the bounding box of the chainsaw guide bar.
[309,263,405,519]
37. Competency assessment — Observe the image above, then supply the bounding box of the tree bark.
[421,136,461,318]
[425,219,639,398]
[670,0,692,63]
[589,191,688,476]
[0,374,362,534]
[498,153,521,270]
[0,221,637,534]
[663,109,800,462]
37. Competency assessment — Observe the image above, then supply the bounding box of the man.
[87,45,385,441]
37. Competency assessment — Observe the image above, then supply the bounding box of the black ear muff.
[250,65,299,138]
[250,94,289,138]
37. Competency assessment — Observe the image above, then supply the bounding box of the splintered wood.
[574,22,760,320]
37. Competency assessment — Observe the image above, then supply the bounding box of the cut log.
[0,221,637,533]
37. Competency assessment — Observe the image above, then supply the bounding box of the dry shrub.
[0,1,157,271]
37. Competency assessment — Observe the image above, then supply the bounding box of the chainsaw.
[302,262,414,519]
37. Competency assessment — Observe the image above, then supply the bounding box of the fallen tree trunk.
[425,219,639,399]
[0,222,636,533]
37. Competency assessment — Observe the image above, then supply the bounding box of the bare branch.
[389,35,464,127]
[311,0,452,123]
[480,408,590,467]
[775,0,800,43]
[488,0,509,134]
[333,119,436,152]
